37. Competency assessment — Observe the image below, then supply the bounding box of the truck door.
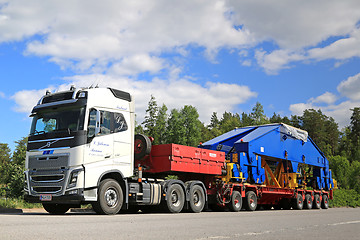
[86,109,114,164]
[113,112,132,168]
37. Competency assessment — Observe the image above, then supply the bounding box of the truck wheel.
[321,195,329,209]
[228,191,242,212]
[244,191,257,211]
[134,134,152,160]
[92,179,123,215]
[313,194,321,209]
[42,203,70,214]
[304,194,313,209]
[189,185,205,213]
[165,184,185,213]
[292,194,303,210]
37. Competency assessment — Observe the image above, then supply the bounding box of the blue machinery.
[201,123,334,191]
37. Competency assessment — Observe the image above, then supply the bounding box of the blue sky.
[1,0,360,151]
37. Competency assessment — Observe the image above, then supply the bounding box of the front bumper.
[24,191,85,204]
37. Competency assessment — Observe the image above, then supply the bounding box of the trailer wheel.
[42,203,70,215]
[321,195,329,209]
[134,134,152,160]
[292,194,303,210]
[304,194,313,209]
[244,191,257,211]
[189,185,205,213]
[313,194,321,209]
[92,179,123,215]
[165,184,185,213]
[228,191,242,212]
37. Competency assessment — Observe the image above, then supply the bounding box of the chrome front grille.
[32,186,62,194]
[28,169,69,196]
[30,174,64,183]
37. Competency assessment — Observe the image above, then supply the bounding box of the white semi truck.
[24,87,225,214]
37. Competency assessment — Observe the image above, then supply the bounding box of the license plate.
[39,194,52,201]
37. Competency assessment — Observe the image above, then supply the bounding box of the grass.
[0,198,42,209]
[329,188,360,208]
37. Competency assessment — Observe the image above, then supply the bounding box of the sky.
[1,0,360,151]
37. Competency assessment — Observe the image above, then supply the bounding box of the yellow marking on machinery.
[282,172,299,189]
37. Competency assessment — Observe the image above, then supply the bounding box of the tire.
[164,184,185,213]
[321,194,329,209]
[292,194,303,210]
[189,185,205,213]
[92,179,123,215]
[42,203,70,215]
[244,191,257,211]
[304,194,313,209]
[313,194,321,209]
[134,134,152,160]
[228,191,242,212]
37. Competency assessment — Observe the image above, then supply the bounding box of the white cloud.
[11,88,51,113]
[108,54,165,76]
[255,49,304,74]
[229,0,360,49]
[0,91,5,98]
[12,74,257,124]
[310,92,337,105]
[290,73,360,128]
[1,1,360,75]
[337,73,360,100]
[1,0,253,72]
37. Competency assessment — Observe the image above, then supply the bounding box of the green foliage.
[250,102,270,125]
[0,138,27,199]
[329,155,351,189]
[329,188,360,208]
[0,198,42,209]
[166,108,186,145]
[300,109,339,155]
[165,175,179,180]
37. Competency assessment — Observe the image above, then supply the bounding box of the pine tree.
[142,95,159,140]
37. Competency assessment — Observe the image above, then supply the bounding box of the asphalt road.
[1,208,359,240]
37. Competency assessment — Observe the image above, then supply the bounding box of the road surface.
[1,208,359,240]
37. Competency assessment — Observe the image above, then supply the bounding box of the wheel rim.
[234,196,241,208]
[134,139,143,154]
[171,189,180,207]
[250,197,256,208]
[105,188,118,208]
[193,191,201,207]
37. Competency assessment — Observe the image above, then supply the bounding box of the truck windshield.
[30,107,85,135]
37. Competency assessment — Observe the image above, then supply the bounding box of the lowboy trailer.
[24,87,334,214]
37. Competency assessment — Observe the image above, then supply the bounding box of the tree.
[241,112,253,127]
[270,113,291,125]
[300,109,339,156]
[250,102,269,125]
[180,105,202,146]
[219,112,241,133]
[329,155,351,189]
[349,107,360,161]
[0,143,12,185]
[166,109,186,145]
[142,95,158,139]
[154,104,168,145]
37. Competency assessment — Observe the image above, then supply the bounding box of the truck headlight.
[24,173,28,191]
[67,169,82,189]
